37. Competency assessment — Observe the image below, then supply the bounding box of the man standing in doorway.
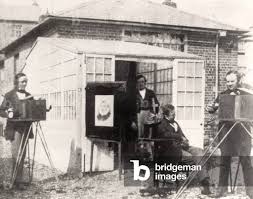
[136,74,159,138]
[207,70,253,198]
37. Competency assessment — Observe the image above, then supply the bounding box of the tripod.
[173,120,253,199]
[10,120,59,189]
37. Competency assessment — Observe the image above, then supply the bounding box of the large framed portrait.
[95,95,114,127]
[85,82,124,141]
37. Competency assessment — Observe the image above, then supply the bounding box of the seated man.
[156,104,212,195]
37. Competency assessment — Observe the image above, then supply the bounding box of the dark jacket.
[211,88,251,156]
[137,88,159,113]
[154,118,183,162]
[0,89,33,141]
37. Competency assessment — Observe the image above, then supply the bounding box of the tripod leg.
[30,122,39,183]
[240,123,253,139]
[10,124,33,188]
[229,163,232,192]
[27,138,31,182]
[37,122,60,185]
[173,122,238,199]
[232,158,241,193]
[174,124,225,198]
[10,132,25,188]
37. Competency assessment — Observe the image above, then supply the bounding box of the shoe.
[200,178,212,195]
[210,188,228,198]
[201,187,212,195]
[246,192,253,199]
[246,188,253,199]
[15,183,27,191]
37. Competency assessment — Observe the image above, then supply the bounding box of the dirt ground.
[0,168,251,199]
[1,136,251,199]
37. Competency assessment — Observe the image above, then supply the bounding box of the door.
[173,59,205,148]
[83,54,116,171]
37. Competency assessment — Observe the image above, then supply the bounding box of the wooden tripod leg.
[30,122,39,183]
[173,122,238,199]
[37,122,60,185]
[10,124,33,188]
[10,132,25,188]
[232,158,241,193]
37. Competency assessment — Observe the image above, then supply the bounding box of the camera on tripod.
[15,99,47,121]
[219,95,253,121]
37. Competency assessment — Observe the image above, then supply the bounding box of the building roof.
[0,0,248,55]
[31,37,201,59]
[56,0,242,32]
[0,4,40,22]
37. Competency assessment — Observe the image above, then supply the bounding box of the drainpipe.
[215,33,219,97]
[215,30,227,97]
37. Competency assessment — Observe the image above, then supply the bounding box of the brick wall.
[0,20,37,50]
[57,21,123,40]
[187,32,239,144]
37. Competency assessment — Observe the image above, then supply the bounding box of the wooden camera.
[218,95,253,121]
[16,99,47,121]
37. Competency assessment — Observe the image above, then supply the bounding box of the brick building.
[0,2,40,92]
[0,0,247,173]
[0,3,40,49]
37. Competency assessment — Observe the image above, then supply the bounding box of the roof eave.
[51,15,247,33]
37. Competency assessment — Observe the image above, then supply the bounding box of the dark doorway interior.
[114,60,138,168]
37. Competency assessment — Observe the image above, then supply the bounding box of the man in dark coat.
[136,74,159,138]
[0,72,33,190]
[155,104,212,195]
[207,70,253,198]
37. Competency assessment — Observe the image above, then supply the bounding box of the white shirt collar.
[165,116,178,132]
[139,88,146,99]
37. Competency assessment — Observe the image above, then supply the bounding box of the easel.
[89,138,122,180]
[173,119,253,199]
[10,119,59,189]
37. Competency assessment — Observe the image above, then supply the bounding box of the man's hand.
[130,121,138,132]
[181,138,190,150]
[6,108,13,118]
[205,103,219,113]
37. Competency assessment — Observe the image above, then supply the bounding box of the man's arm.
[149,89,160,113]
[0,96,10,118]
[206,95,219,114]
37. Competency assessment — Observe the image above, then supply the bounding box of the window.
[62,75,77,120]
[137,61,173,105]
[50,92,61,120]
[176,61,204,120]
[11,24,23,38]
[238,41,246,54]
[63,90,76,120]
[123,30,185,52]
[86,56,113,82]
[41,75,77,121]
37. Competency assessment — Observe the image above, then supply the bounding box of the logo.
[130,160,150,181]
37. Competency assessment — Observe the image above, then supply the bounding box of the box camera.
[17,99,47,121]
[218,95,253,121]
